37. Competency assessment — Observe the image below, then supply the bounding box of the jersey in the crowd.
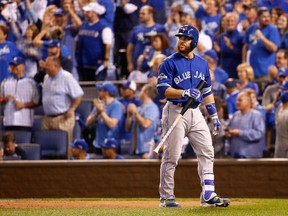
[128,23,166,67]
[0,41,21,83]
[214,67,229,85]
[256,0,288,13]
[76,20,106,69]
[195,5,221,40]
[217,30,243,78]
[93,99,124,149]
[243,23,280,77]
[157,52,212,104]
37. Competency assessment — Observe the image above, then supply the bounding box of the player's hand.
[182,88,201,99]
[212,116,221,136]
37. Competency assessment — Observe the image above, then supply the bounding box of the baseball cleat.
[200,193,230,207]
[159,199,181,207]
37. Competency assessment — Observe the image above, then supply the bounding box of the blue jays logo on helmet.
[175,25,199,49]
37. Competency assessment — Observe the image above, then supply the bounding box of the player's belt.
[172,101,200,109]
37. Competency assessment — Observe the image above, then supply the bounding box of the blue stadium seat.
[10,131,32,144]
[33,130,68,159]
[17,143,41,160]
[75,100,92,121]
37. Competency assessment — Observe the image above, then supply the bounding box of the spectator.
[165,2,182,53]
[276,14,288,48]
[126,5,166,73]
[41,56,84,143]
[271,7,283,25]
[0,56,39,131]
[0,24,21,83]
[256,0,288,13]
[102,138,124,159]
[209,69,227,99]
[202,49,228,85]
[76,2,112,81]
[138,33,170,73]
[215,12,243,78]
[263,65,278,91]
[274,90,288,158]
[194,18,213,55]
[238,3,258,34]
[119,80,142,154]
[113,0,138,79]
[225,78,240,119]
[275,49,287,69]
[187,0,221,40]
[85,81,124,153]
[242,7,280,84]
[237,63,260,96]
[226,91,265,158]
[125,84,160,159]
[2,131,27,160]
[70,138,90,160]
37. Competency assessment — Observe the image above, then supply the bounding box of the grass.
[0,198,287,216]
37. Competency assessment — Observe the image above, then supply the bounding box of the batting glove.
[182,88,201,99]
[212,116,221,136]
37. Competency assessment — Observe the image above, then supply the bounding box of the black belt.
[47,112,66,117]
[172,101,200,109]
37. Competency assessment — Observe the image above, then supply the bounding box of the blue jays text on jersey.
[157,52,212,103]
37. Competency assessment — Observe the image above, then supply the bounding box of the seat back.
[17,143,41,160]
[33,130,68,159]
[75,100,92,121]
[10,131,32,144]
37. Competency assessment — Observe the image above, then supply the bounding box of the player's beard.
[177,43,192,56]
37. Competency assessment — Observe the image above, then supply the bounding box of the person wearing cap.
[126,5,166,73]
[0,24,22,83]
[242,7,280,83]
[0,55,39,131]
[202,49,228,85]
[102,138,124,159]
[125,84,160,159]
[225,78,240,119]
[41,56,84,143]
[76,2,112,81]
[85,81,124,153]
[119,80,142,154]
[238,3,258,33]
[70,139,90,160]
[2,131,27,160]
[214,12,243,78]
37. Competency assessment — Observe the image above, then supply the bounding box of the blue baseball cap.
[48,39,61,48]
[9,56,25,65]
[225,78,238,88]
[121,80,136,91]
[96,81,117,95]
[70,139,88,152]
[203,49,218,62]
[54,8,65,16]
[102,138,119,149]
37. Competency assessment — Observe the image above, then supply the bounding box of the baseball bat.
[153,80,206,154]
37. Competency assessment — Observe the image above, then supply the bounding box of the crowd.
[0,0,287,160]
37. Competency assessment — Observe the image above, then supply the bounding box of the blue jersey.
[195,6,221,40]
[244,23,280,77]
[214,67,229,85]
[98,0,114,29]
[128,23,166,67]
[256,0,288,13]
[93,99,124,148]
[217,30,243,78]
[157,53,212,104]
[76,21,107,69]
[0,41,21,83]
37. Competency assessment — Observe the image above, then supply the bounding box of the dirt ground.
[0,200,247,208]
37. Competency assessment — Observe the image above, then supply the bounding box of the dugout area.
[0,159,287,199]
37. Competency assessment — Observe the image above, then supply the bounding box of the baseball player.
[157,25,230,207]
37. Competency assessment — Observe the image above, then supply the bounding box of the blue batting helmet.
[175,25,199,49]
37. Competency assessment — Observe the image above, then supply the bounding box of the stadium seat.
[10,131,32,144]
[17,143,41,160]
[75,100,92,121]
[33,130,68,159]
[32,117,42,132]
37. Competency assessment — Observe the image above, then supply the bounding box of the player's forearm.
[164,87,184,99]
[203,94,217,117]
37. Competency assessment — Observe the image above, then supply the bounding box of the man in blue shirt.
[242,7,280,82]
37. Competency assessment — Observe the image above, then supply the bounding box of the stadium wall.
[0,159,287,199]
